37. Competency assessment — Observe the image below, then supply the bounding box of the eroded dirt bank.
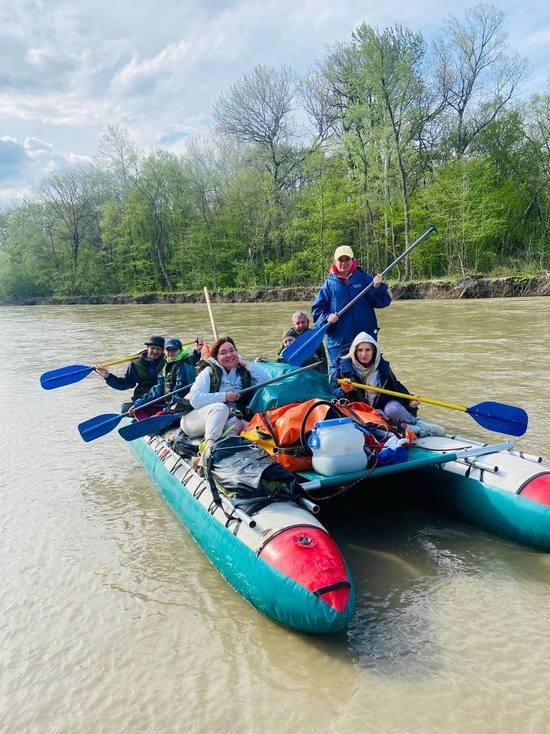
[4,273,550,306]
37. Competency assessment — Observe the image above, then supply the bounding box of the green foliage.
[412,157,512,276]
[0,13,548,301]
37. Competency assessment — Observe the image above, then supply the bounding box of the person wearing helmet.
[130,337,203,418]
[96,335,166,412]
[312,244,391,366]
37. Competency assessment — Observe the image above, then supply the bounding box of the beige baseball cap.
[334,245,354,259]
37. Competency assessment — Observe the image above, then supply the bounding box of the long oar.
[338,380,528,437]
[119,360,323,442]
[40,352,142,390]
[41,340,197,390]
[78,382,195,442]
[282,225,437,366]
[204,286,219,341]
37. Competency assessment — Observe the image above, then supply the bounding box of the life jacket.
[131,353,165,400]
[163,351,197,412]
[242,399,409,473]
[205,361,253,416]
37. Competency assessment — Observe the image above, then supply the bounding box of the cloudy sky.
[1,0,548,204]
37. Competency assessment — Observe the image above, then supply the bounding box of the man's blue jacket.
[312,268,391,357]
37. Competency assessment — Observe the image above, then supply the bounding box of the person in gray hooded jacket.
[330,331,445,437]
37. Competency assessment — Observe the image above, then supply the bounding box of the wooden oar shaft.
[96,352,143,369]
[340,380,467,412]
[204,287,219,341]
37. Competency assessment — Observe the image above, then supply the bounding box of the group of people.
[97,334,271,460]
[97,241,443,462]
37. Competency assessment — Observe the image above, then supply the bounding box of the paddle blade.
[118,412,181,442]
[281,325,328,366]
[467,401,528,437]
[40,364,94,390]
[78,413,123,442]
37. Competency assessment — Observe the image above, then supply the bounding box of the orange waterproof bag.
[242,399,403,473]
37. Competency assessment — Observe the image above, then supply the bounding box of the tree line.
[1,3,548,301]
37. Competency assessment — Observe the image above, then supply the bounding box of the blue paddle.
[466,401,528,437]
[339,380,528,437]
[78,382,194,442]
[40,352,142,390]
[41,341,197,390]
[282,225,437,366]
[118,411,183,441]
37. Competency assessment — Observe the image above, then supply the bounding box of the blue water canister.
[308,417,368,476]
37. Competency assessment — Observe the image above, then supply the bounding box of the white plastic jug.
[308,417,368,476]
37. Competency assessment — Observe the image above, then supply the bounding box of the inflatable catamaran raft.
[41,351,547,635]
[117,364,548,635]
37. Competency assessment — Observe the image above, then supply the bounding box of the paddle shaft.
[339,379,466,412]
[41,352,142,386]
[125,381,196,416]
[96,352,143,369]
[334,225,436,321]
[204,287,219,341]
[43,341,197,386]
[237,361,323,396]
[127,361,320,418]
[98,340,196,372]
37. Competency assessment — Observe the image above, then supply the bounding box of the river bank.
[3,273,549,305]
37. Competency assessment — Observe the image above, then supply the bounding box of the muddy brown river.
[1,297,549,733]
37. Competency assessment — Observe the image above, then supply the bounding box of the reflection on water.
[1,298,549,733]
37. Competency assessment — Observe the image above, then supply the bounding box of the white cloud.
[0,135,91,204]
[24,137,53,153]
[524,28,550,49]
[0,0,548,202]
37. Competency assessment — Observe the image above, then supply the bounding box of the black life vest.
[163,353,197,412]
[207,361,253,416]
[131,353,165,400]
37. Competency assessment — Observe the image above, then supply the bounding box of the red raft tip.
[260,526,351,613]
[519,473,550,506]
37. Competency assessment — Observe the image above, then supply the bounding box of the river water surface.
[1,298,549,733]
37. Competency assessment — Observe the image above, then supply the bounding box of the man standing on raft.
[312,245,391,365]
